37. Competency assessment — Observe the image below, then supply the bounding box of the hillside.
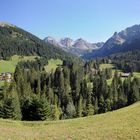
[83,24,140,59]
[0,23,81,63]
[0,102,139,139]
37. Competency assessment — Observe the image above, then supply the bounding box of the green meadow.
[44,59,63,73]
[0,55,37,73]
[99,63,115,69]
[0,102,139,140]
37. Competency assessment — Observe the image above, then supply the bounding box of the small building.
[121,73,130,78]
[0,72,12,82]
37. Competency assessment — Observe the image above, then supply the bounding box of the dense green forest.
[103,50,140,72]
[111,50,140,72]
[0,58,140,121]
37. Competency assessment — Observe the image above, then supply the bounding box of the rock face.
[60,38,74,47]
[44,36,59,47]
[44,37,104,56]
[84,24,140,58]
[103,25,140,50]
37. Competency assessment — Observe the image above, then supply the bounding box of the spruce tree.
[129,79,139,104]
[94,97,98,114]
[98,94,105,113]
[77,95,83,117]
[86,84,94,116]
[36,96,52,121]
[66,101,76,118]
[52,95,61,120]
[3,82,21,120]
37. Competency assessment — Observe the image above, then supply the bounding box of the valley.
[1,0,140,139]
[0,22,140,140]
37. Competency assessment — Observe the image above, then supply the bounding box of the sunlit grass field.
[0,55,37,73]
[100,63,115,69]
[44,59,62,73]
[133,72,140,78]
[0,102,140,140]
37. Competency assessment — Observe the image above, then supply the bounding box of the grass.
[0,81,4,88]
[0,55,37,73]
[107,78,113,85]
[44,59,63,73]
[133,72,140,79]
[0,102,140,139]
[100,63,115,69]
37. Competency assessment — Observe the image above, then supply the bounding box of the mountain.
[0,22,81,63]
[44,37,104,56]
[84,24,140,59]
[60,38,74,47]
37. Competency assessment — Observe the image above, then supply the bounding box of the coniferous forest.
[0,58,140,121]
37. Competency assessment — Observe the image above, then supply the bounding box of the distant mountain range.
[44,37,104,56]
[1,22,140,60]
[84,24,140,59]
[44,24,140,58]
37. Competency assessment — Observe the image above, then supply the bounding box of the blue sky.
[0,0,140,42]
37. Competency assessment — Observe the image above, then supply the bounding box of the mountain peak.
[90,24,140,58]
[45,36,55,41]
[113,32,118,36]
[76,38,86,42]
[44,36,104,56]
[44,36,59,46]
[60,38,74,47]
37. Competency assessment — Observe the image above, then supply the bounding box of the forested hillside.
[0,23,81,64]
[106,50,140,72]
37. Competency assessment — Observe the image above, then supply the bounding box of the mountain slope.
[44,36,104,56]
[0,23,80,63]
[84,24,140,58]
[0,102,140,139]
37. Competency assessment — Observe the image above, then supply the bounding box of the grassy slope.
[133,72,140,78]
[0,102,140,140]
[100,63,115,69]
[44,59,62,73]
[0,55,37,73]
